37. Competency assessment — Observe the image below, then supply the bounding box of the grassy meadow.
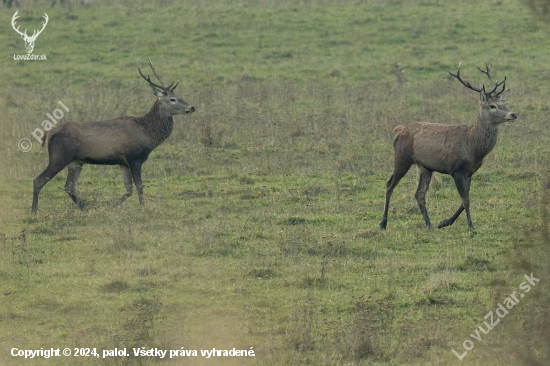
[1,0,549,364]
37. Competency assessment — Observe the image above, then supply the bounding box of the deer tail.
[392,125,405,135]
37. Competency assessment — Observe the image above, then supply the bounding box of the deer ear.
[150,85,165,97]
[498,90,510,101]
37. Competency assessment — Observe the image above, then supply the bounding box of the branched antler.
[138,59,178,92]
[148,58,178,90]
[476,63,506,97]
[448,62,507,97]
[448,62,483,93]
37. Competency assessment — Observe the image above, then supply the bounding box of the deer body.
[31,60,195,214]
[50,103,173,165]
[380,64,517,230]
[394,120,497,175]
[46,116,168,165]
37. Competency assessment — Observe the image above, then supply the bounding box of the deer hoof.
[437,220,450,229]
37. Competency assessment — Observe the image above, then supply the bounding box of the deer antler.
[448,62,483,93]
[148,58,170,89]
[148,58,178,91]
[11,11,28,38]
[138,59,178,92]
[448,63,506,97]
[476,63,506,97]
[138,62,166,91]
[495,77,507,97]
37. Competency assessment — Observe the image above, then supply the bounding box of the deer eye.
[170,98,177,102]
[490,104,497,110]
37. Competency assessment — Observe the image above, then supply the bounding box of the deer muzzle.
[506,112,518,121]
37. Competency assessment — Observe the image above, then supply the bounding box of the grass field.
[1,0,549,365]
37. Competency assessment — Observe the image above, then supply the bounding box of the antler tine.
[477,63,494,86]
[167,81,179,91]
[447,63,483,93]
[138,59,178,93]
[496,76,507,97]
[477,62,506,96]
[485,80,499,96]
[11,11,28,37]
[138,61,166,91]
[148,57,169,88]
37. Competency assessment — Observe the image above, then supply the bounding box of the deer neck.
[469,111,499,160]
[142,99,174,146]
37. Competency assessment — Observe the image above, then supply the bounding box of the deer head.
[448,63,517,124]
[11,11,49,54]
[138,58,195,115]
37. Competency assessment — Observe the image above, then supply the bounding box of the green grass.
[1,0,550,365]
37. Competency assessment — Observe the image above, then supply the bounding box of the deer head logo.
[11,11,49,54]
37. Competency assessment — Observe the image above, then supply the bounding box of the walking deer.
[31,59,195,214]
[380,63,518,230]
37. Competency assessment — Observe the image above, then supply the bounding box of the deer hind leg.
[64,161,87,212]
[116,165,133,206]
[129,161,145,206]
[380,156,413,230]
[32,158,71,215]
[415,166,433,229]
[438,174,473,229]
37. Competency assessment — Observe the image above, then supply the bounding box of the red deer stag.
[380,63,517,230]
[32,59,195,214]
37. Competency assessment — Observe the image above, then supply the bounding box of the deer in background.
[32,59,195,214]
[50,0,94,9]
[380,63,518,230]
[3,0,21,9]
